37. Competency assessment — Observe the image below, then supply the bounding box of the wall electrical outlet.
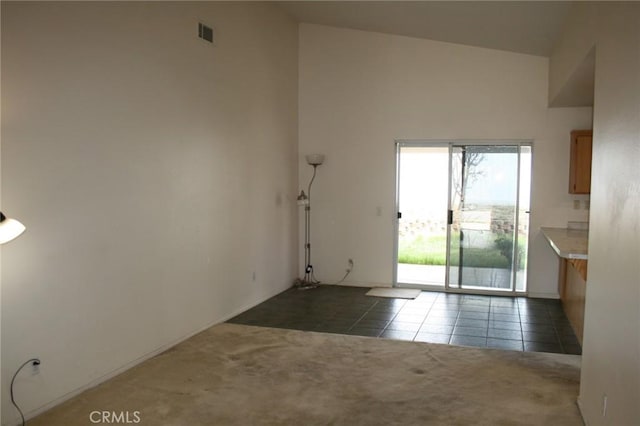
[32,359,41,374]
[347,258,354,271]
[602,394,608,417]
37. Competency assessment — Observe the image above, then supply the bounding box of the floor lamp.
[0,211,39,426]
[0,212,26,244]
[295,154,324,290]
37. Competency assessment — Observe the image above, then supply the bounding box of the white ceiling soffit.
[549,47,595,107]
[278,1,572,57]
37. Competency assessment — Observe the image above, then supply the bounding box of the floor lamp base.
[293,278,319,290]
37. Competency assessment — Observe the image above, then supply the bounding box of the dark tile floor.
[228,285,581,355]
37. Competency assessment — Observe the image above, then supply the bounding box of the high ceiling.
[278,1,573,57]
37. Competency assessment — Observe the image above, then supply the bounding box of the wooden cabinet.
[569,130,593,194]
[559,258,587,345]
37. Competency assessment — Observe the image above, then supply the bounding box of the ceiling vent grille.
[198,22,214,43]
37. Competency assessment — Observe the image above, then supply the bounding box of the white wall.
[551,3,640,424]
[1,2,298,424]
[299,24,591,297]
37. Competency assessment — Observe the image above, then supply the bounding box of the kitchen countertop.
[541,227,589,260]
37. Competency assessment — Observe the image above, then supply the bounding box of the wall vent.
[198,22,214,43]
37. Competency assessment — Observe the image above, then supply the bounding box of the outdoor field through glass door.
[395,142,531,294]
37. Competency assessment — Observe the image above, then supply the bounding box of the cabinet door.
[569,130,592,194]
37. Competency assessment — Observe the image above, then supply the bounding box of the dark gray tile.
[490,307,519,315]
[491,298,518,307]
[393,313,427,323]
[260,319,289,328]
[518,307,548,316]
[345,327,383,337]
[332,311,366,321]
[403,299,434,308]
[398,306,430,316]
[487,338,523,351]
[555,324,579,336]
[423,316,457,326]
[453,326,487,337]
[432,299,462,307]
[286,321,318,330]
[559,333,580,345]
[524,341,563,354]
[315,319,353,328]
[523,331,559,344]
[426,309,459,319]
[314,325,350,334]
[551,317,572,327]
[355,319,390,329]
[450,335,487,347]
[227,286,578,355]
[521,323,555,333]
[415,292,439,302]
[414,333,451,344]
[380,329,417,341]
[518,298,548,307]
[419,324,455,335]
[368,304,404,314]
[519,314,550,324]
[361,311,398,321]
[385,321,422,332]
[489,320,521,331]
[456,318,488,328]
[459,311,489,320]
[463,296,491,305]
[374,298,407,307]
[491,313,521,322]
[547,306,566,315]
[460,304,490,313]
[488,328,522,340]
[563,344,582,355]
[437,293,463,301]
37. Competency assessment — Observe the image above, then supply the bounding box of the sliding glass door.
[396,146,450,286]
[395,141,531,294]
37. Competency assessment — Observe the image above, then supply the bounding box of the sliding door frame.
[393,139,533,297]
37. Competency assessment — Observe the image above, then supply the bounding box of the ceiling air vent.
[198,22,214,43]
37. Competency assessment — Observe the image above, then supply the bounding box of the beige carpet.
[31,324,583,425]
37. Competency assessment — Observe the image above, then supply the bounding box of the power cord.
[11,358,41,426]
[312,259,353,285]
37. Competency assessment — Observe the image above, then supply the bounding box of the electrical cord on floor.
[11,358,41,426]
[312,265,352,286]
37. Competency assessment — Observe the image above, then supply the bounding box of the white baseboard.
[576,397,588,425]
[527,291,560,299]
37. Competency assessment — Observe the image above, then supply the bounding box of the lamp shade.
[305,154,325,166]
[0,212,26,244]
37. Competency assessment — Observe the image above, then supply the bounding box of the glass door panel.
[516,146,532,292]
[448,145,520,291]
[396,145,449,286]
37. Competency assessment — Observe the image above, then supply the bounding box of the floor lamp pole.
[296,155,324,290]
[304,164,317,284]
